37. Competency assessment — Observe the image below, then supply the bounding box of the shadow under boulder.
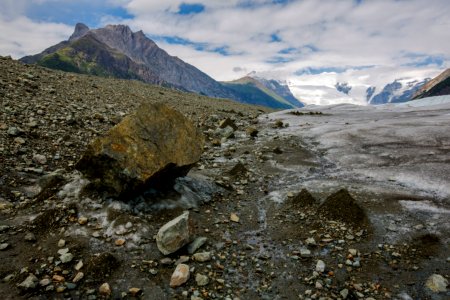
[318,189,370,229]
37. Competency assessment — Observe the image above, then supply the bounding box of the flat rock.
[187,237,207,254]
[156,211,192,255]
[170,264,190,287]
[75,103,204,197]
[18,274,38,290]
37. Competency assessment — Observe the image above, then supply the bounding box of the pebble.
[193,252,212,262]
[340,288,349,299]
[187,236,208,254]
[0,243,10,250]
[24,232,37,242]
[40,278,51,286]
[170,264,190,287]
[195,273,209,286]
[18,274,39,290]
[53,275,65,282]
[75,260,83,271]
[99,282,112,296]
[58,239,66,247]
[60,253,74,263]
[230,213,240,223]
[305,237,316,246]
[32,154,47,165]
[300,248,311,258]
[115,238,126,246]
[316,260,326,273]
[129,287,142,297]
[73,272,84,283]
[78,217,88,225]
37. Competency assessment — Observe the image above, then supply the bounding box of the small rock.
[156,211,192,255]
[32,154,47,165]
[316,260,325,273]
[18,274,39,290]
[58,239,66,247]
[246,127,258,137]
[230,213,240,223]
[300,248,311,258]
[170,264,190,287]
[39,278,51,286]
[0,243,9,251]
[75,260,83,271]
[340,288,349,299]
[129,287,142,297]
[73,272,84,283]
[52,275,65,282]
[218,118,237,130]
[193,252,211,262]
[60,253,74,263]
[187,237,207,254]
[195,273,209,286]
[425,274,448,292]
[99,282,111,296]
[24,232,37,242]
[115,239,126,246]
[78,216,88,225]
[7,126,21,136]
[175,256,190,265]
[305,237,316,246]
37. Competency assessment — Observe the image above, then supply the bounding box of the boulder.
[156,211,192,255]
[75,103,204,196]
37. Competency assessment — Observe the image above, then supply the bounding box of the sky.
[1,0,450,104]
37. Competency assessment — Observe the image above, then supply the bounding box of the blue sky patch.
[266,56,294,64]
[270,33,282,42]
[25,1,133,28]
[295,66,347,75]
[152,35,232,56]
[177,3,205,15]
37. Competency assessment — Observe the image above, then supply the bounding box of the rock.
[215,126,235,139]
[60,253,74,263]
[18,274,38,290]
[37,169,65,191]
[425,274,448,292]
[75,103,204,196]
[78,216,88,225]
[316,260,326,273]
[228,162,248,178]
[0,200,13,211]
[300,248,311,258]
[170,264,190,287]
[195,273,209,286]
[187,237,207,254]
[230,213,240,223]
[193,252,211,262]
[218,118,238,130]
[24,232,37,242]
[115,239,126,246]
[318,189,369,228]
[129,287,142,297]
[32,154,47,165]
[73,272,84,283]
[40,278,51,286]
[75,260,83,271]
[246,127,258,137]
[52,275,65,282]
[305,237,316,246]
[0,243,9,250]
[156,211,192,255]
[7,126,22,136]
[340,288,349,299]
[99,282,111,296]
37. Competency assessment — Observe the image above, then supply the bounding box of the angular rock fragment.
[156,211,192,255]
[426,274,448,293]
[75,103,204,197]
[170,264,190,287]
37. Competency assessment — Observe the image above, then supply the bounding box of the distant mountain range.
[20,23,303,109]
[367,78,429,104]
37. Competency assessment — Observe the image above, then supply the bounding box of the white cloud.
[0,16,73,58]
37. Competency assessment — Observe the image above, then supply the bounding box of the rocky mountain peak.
[69,23,90,41]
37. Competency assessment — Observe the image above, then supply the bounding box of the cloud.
[1,0,449,104]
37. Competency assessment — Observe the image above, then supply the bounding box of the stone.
[230,213,240,223]
[18,274,39,290]
[195,273,209,286]
[75,260,83,271]
[340,288,349,299]
[24,232,37,242]
[129,287,142,297]
[0,243,9,250]
[305,237,316,246]
[75,103,204,197]
[193,252,211,262]
[32,154,47,165]
[170,264,190,287]
[73,272,84,283]
[218,118,238,130]
[228,162,248,178]
[52,275,65,282]
[40,278,51,286]
[187,237,207,254]
[316,260,326,273]
[156,211,192,255]
[99,282,111,296]
[58,239,66,247]
[425,274,448,292]
[60,253,74,263]
[246,127,258,137]
[216,126,235,139]
[115,239,126,246]
[7,126,22,136]
[300,248,311,258]
[291,189,316,207]
[78,216,88,225]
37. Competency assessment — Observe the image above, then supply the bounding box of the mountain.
[222,75,304,109]
[21,23,237,100]
[367,78,428,105]
[412,68,450,99]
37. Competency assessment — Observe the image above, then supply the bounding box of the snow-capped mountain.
[367,78,428,104]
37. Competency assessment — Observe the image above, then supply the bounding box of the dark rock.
[228,162,248,178]
[218,118,238,130]
[75,103,204,197]
[318,189,369,228]
[273,146,283,154]
[246,127,258,137]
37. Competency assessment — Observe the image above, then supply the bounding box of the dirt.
[1,57,449,299]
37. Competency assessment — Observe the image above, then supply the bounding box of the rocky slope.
[413,68,450,99]
[1,56,449,300]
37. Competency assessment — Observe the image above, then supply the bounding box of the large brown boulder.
[75,103,204,197]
